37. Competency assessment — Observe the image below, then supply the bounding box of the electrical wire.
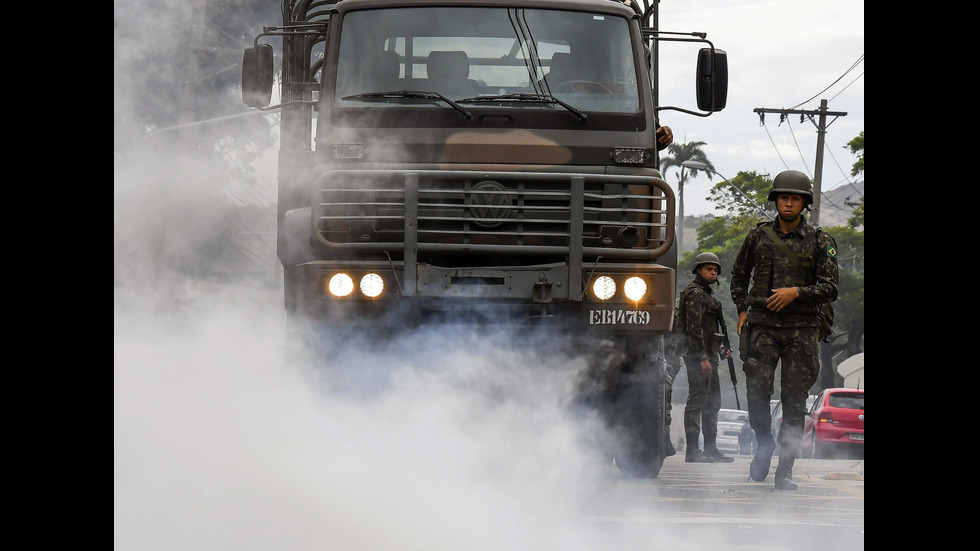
[829,71,864,103]
[790,54,863,110]
[761,122,792,171]
[784,117,812,177]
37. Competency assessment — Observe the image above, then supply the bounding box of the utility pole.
[752,100,846,226]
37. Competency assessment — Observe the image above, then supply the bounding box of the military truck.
[241,0,727,477]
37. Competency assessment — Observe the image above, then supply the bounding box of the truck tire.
[607,335,667,478]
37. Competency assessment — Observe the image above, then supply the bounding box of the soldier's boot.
[749,435,776,481]
[702,435,734,463]
[664,419,676,457]
[685,433,714,463]
[774,456,798,490]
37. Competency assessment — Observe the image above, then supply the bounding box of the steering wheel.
[551,80,614,95]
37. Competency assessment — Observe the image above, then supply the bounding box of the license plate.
[588,309,651,325]
[849,433,864,441]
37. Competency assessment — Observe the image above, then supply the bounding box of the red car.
[802,387,864,459]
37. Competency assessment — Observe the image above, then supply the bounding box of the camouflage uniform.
[730,216,839,477]
[677,273,725,455]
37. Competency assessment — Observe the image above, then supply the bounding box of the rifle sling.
[760,225,801,267]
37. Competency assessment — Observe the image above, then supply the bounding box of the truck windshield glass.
[334,7,640,113]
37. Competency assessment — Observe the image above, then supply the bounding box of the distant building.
[836,353,864,390]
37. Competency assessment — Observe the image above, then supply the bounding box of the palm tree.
[659,141,715,251]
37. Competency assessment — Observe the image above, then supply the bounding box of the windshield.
[334,6,640,113]
[718,410,748,423]
[828,392,864,410]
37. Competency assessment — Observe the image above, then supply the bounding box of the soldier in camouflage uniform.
[730,170,839,490]
[676,252,734,463]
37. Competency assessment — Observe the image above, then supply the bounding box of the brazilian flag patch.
[827,245,838,257]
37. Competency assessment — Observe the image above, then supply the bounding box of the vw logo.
[858,414,864,420]
[469,181,512,228]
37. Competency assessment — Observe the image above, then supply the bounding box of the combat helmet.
[691,251,721,274]
[767,170,813,204]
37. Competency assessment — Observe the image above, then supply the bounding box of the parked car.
[714,409,748,454]
[738,400,778,455]
[802,388,864,459]
[772,394,819,456]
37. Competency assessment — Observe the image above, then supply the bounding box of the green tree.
[846,131,864,229]
[677,172,772,313]
[846,131,864,176]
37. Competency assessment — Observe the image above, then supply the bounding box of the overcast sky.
[654,0,865,216]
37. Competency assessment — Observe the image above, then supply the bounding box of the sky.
[653,0,865,216]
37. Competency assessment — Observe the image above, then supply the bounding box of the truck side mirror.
[242,44,274,108]
[696,48,728,112]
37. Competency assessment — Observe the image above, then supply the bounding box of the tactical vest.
[746,224,821,320]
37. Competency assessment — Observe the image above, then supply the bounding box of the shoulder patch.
[827,245,838,257]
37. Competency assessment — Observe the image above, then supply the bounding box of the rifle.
[714,300,741,410]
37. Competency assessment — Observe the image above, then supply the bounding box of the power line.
[829,71,864,103]
[790,54,864,110]
[753,101,847,226]
[823,142,864,199]
[760,122,792,172]
[784,116,812,177]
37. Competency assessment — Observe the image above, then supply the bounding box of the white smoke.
[114,267,630,550]
[114,3,624,544]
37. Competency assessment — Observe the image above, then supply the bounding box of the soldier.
[675,252,734,463]
[730,170,839,490]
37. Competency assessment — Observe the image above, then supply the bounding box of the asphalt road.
[573,454,865,551]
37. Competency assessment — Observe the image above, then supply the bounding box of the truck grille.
[313,169,674,260]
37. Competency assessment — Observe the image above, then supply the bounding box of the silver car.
[714,409,749,454]
[772,395,819,456]
[738,400,780,455]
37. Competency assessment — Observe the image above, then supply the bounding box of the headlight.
[623,276,648,301]
[592,276,616,300]
[359,273,384,298]
[327,273,355,297]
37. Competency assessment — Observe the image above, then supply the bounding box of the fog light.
[360,273,384,298]
[623,276,647,301]
[328,273,354,297]
[593,276,616,300]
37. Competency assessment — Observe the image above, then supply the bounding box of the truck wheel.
[608,335,666,478]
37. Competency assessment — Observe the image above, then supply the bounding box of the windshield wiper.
[341,90,472,119]
[456,93,588,122]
